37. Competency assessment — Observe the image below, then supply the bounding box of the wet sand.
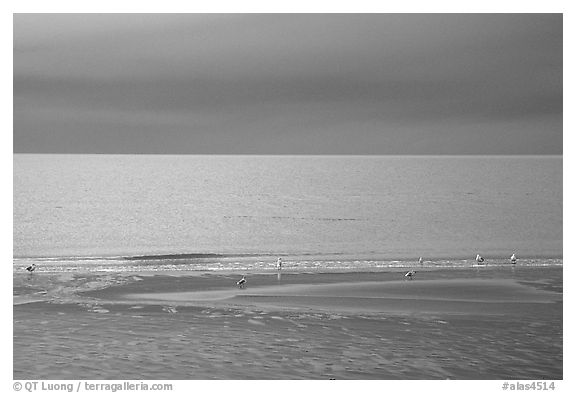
[13,267,562,379]
[123,277,560,314]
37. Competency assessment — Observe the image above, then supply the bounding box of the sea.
[13,154,562,273]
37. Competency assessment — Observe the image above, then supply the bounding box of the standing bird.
[236,275,247,289]
[475,254,485,264]
[276,257,282,271]
[26,264,37,273]
[418,257,423,266]
[405,270,416,280]
[510,254,517,264]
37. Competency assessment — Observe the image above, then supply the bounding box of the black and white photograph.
[12,10,563,383]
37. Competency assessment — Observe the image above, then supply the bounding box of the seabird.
[26,264,37,273]
[405,270,416,279]
[276,257,282,270]
[475,254,485,264]
[510,254,517,264]
[419,257,423,265]
[236,275,247,289]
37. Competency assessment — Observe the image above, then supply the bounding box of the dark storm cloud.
[13,14,562,154]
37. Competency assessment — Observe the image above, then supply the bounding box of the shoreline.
[12,254,563,277]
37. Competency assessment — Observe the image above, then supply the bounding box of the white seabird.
[475,254,485,264]
[419,257,423,265]
[405,270,416,279]
[510,254,517,264]
[276,257,282,270]
[26,264,37,273]
[236,275,247,289]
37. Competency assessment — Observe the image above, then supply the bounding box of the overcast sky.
[13,14,562,154]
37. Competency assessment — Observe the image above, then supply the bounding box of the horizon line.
[12,152,563,157]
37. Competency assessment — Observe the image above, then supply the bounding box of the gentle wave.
[13,255,563,274]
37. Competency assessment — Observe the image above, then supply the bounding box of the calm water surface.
[13,155,562,269]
